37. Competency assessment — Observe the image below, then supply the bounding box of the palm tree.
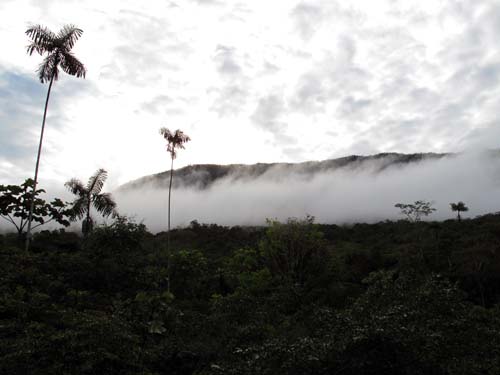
[450,201,469,222]
[25,24,86,250]
[65,169,117,236]
[159,128,190,292]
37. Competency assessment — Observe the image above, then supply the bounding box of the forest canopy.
[1,210,500,374]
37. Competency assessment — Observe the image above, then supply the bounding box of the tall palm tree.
[159,128,190,292]
[450,201,469,222]
[65,169,117,236]
[25,24,86,250]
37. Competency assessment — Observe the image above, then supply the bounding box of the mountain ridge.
[118,152,452,192]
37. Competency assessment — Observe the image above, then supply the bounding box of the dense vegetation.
[13,20,500,375]
[2,213,500,374]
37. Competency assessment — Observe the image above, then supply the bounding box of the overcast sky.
[1,0,500,189]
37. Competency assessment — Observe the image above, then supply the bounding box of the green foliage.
[171,249,209,299]
[65,169,117,236]
[208,271,500,375]
[2,215,500,374]
[84,215,149,254]
[82,216,153,294]
[159,128,191,160]
[24,23,86,251]
[450,201,469,221]
[26,24,86,83]
[0,179,71,240]
[395,200,436,222]
[260,215,328,286]
[223,247,264,289]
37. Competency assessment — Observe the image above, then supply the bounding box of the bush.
[260,216,328,286]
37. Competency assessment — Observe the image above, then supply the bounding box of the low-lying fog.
[114,152,500,232]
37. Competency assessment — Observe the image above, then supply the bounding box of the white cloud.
[1,0,500,193]
[114,152,500,232]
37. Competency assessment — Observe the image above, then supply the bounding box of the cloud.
[140,95,174,115]
[4,0,500,188]
[282,146,307,160]
[191,0,223,6]
[289,36,369,116]
[114,152,500,232]
[459,123,500,152]
[0,72,45,161]
[291,2,330,40]
[0,69,93,181]
[209,45,251,117]
[209,85,248,117]
[250,93,294,145]
[336,96,372,119]
[291,73,326,114]
[214,45,242,76]
[101,8,192,90]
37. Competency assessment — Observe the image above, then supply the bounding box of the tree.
[0,179,71,241]
[65,169,117,236]
[450,201,469,222]
[25,24,86,250]
[260,215,327,286]
[159,127,191,292]
[395,200,436,222]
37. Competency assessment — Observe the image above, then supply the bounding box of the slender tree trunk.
[25,74,54,251]
[457,211,461,222]
[85,196,91,237]
[167,154,174,293]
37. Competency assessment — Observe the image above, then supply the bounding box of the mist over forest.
[114,151,500,231]
[5,1,500,373]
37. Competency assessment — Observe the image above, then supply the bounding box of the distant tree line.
[395,200,470,222]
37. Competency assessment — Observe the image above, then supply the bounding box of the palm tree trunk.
[457,211,461,222]
[25,74,54,251]
[85,197,91,237]
[167,154,174,293]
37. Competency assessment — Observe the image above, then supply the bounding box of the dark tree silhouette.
[65,169,116,236]
[450,201,469,222]
[159,127,190,292]
[0,179,71,242]
[395,200,436,222]
[25,24,86,249]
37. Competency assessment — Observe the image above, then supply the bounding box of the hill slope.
[118,152,451,191]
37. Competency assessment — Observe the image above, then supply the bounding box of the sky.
[1,0,500,190]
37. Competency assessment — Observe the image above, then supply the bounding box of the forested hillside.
[2,214,500,374]
[118,152,450,191]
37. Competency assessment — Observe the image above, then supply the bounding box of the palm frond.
[92,193,116,217]
[57,25,83,50]
[160,127,173,139]
[68,197,87,220]
[160,128,191,159]
[27,24,85,83]
[26,42,48,56]
[25,25,56,54]
[37,54,59,83]
[64,178,87,197]
[173,129,191,147]
[60,52,86,78]
[87,169,108,195]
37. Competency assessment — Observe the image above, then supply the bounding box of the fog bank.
[114,152,500,232]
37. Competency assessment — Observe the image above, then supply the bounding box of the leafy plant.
[0,179,71,241]
[25,24,86,249]
[159,127,191,292]
[260,216,327,286]
[450,201,469,222]
[65,169,117,236]
[395,200,436,222]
